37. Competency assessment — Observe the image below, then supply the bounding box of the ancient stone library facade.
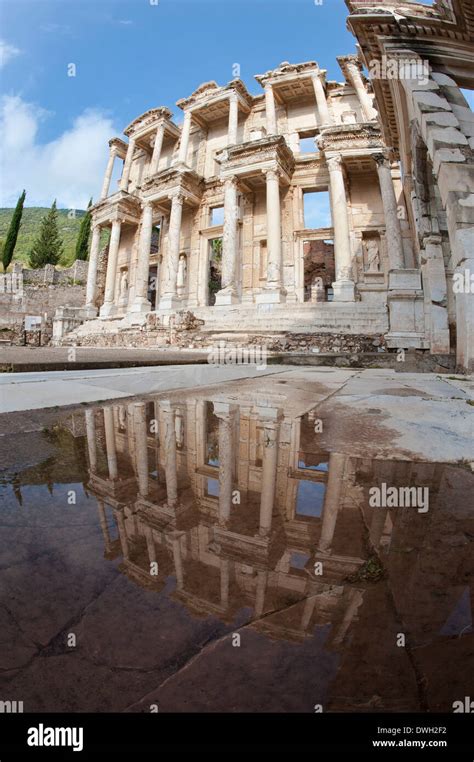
[56,0,474,370]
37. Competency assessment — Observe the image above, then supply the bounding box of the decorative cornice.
[124,107,173,137]
[318,122,384,152]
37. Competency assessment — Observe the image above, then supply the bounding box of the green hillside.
[0,207,89,268]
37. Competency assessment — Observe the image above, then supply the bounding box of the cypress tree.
[2,189,26,271]
[29,200,64,268]
[75,197,93,261]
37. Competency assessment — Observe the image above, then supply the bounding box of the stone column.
[373,153,405,270]
[116,511,129,559]
[216,177,239,305]
[345,59,377,121]
[97,500,112,554]
[327,155,355,301]
[130,203,153,313]
[100,220,122,317]
[162,401,178,508]
[159,193,183,310]
[85,409,97,473]
[101,147,116,200]
[144,526,157,567]
[220,558,230,608]
[257,169,285,303]
[318,452,345,554]
[133,402,149,497]
[264,84,277,136]
[228,93,239,146]
[85,223,101,316]
[178,111,192,165]
[171,533,184,589]
[213,402,236,527]
[103,406,118,480]
[311,73,332,126]
[120,137,136,192]
[148,122,165,178]
[258,408,281,537]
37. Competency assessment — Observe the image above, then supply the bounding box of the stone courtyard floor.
[0,366,472,712]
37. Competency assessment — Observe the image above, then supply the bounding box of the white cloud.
[0,95,118,209]
[0,40,21,69]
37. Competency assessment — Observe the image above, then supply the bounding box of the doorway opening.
[208,237,222,305]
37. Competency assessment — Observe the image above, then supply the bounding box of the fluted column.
[228,93,239,146]
[103,406,118,480]
[130,203,153,313]
[101,147,117,199]
[257,169,285,303]
[258,409,281,537]
[327,155,355,301]
[162,401,178,508]
[215,177,239,305]
[345,59,377,121]
[133,402,149,497]
[159,193,183,309]
[373,153,405,270]
[85,224,101,315]
[178,111,192,165]
[213,402,236,527]
[311,72,332,126]
[100,219,122,317]
[148,122,165,177]
[120,137,136,192]
[264,84,277,136]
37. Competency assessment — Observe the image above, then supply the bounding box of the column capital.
[326,154,343,172]
[141,200,154,212]
[372,152,390,168]
[170,191,185,206]
[224,174,239,188]
[264,167,281,182]
[229,90,239,104]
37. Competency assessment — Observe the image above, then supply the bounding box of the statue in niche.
[120,270,129,299]
[177,254,187,296]
[365,239,380,273]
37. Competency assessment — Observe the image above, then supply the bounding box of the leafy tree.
[75,197,93,261]
[28,200,64,268]
[2,189,26,271]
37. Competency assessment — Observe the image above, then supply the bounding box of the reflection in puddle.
[1,390,473,713]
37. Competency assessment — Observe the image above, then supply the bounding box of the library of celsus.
[54,0,474,371]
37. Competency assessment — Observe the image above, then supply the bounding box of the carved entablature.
[109,137,127,160]
[216,135,295,184]
[318,122,384,154]
[91,192,141,227]
[141,166,204,207]
[255,60,320,87]
[176,82,220,111]
[124,107,174,137]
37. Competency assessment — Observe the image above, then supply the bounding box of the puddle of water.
[0,390,473,713]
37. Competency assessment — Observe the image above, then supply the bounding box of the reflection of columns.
[148,122,165,177]
[133,402,149,497]
[318,452,345,554]
[100,219,122,318]
[97,500,112,554]
[116,511,129,559]
[373,154,405,270]
[255,570,267,617]
[103,407,118,480]
[85,409,97,473]
[258,411,281,537]
[220,558,230,608]
[178,111,192,165]
[301,592,318,630]
[171,533,184,589]
[369,506,388,549]
[215,177,239,305]
[264,84,277,136]
[101,147,117,200]
[130,203,153,313]
[159,193,183,309]
[144,526,157,566]
[162,402,178,507]
[257,169,285,303]
[332,589,364,646]
[345,59,377,121]
[228,93,239,146]
[120,137,136,192]
[327,155,355,301]
[213,402,236,526]
[311,73,332,125]
[85,224,101,314]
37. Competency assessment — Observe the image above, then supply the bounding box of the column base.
[256,287,286,304]
[158,294,181,310]
[84,304,98,319]
[332,280,355,302]
[215,287,239,306]
[129,297,152,314]
[99,302,117,318]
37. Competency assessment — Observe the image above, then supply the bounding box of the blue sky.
[0,0,354,209]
